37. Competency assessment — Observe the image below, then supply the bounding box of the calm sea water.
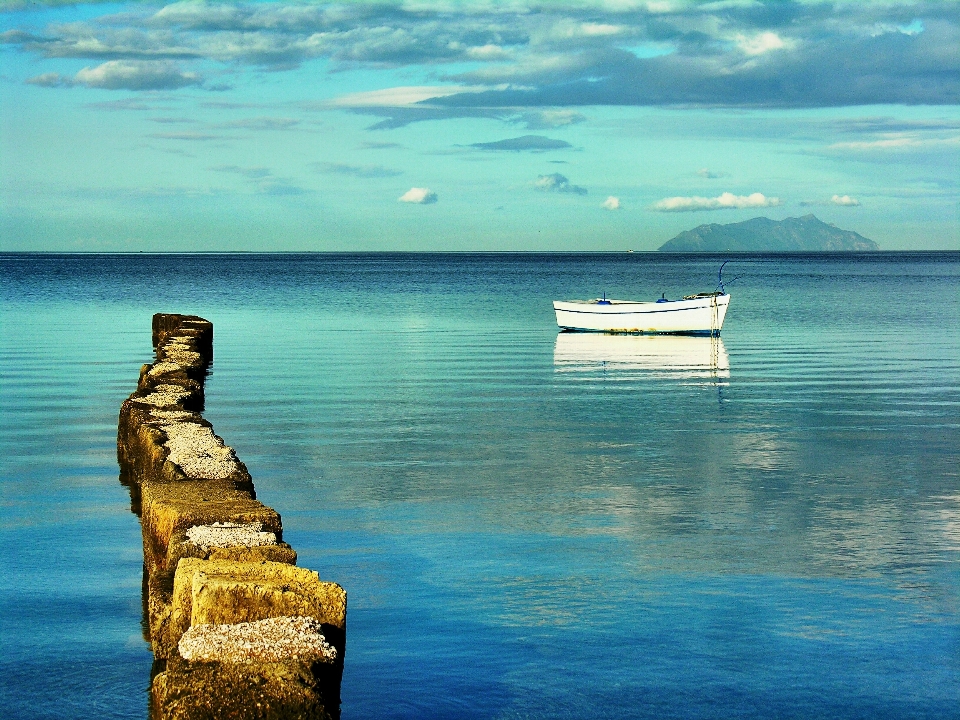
[1,252,958,720]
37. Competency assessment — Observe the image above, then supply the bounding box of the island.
[657,214,878,252]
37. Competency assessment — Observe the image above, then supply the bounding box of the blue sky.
[1,0,958,251]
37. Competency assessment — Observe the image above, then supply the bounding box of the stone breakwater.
[118,313,346,720]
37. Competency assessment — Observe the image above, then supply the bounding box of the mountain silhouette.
[658,214,878,252]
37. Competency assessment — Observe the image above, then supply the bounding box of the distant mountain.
[657,214,878,252]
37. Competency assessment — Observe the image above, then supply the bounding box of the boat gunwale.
[553,294,729,315]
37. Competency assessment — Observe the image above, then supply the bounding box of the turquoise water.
[1,252,958,719]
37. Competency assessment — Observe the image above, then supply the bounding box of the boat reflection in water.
[554,332,729,381]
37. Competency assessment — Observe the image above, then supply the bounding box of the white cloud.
[735,31,790,56]
[399,187,437,204]
[830,137,918,150]
[828,135,960,151]
[150,1,244,27]
[831,194,861,206]
[520,109,586,129]
[651,192,780,212]
[534,173,587,195]
[464,44,510,60]
[581,23,624,37]
[331,86,479,108]
[26,72,73,88]
[546,19,624,40]
[602,196,621,210]
[74,60,201,90]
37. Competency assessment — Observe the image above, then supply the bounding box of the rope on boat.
[710,292,719,337]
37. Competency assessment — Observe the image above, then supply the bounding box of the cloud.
[545,19,626,41]
[6,3,960,107]
[149,132,220,141]
[464,44,511,61]
[74,60,201,90]
[519,109,587,129]
[210,165,272,179]
[354,105,504,130]
[257,180,308,196]
[735,31,791,56]
[802,194,865,207]
[325,85,505,129]
[26,72,73,87]
[828,135,960,151]
[697,168,725,179]
[602,196,621,210]
[831,194,861,206]
[652,192,780,212]
[207,163,308,195]
[436,16,960,108]
[331,86,480,108]
[825,118,955,136]
[87,97,166,112]
[469,135,572,152]
[216,117,300,131]
[28,61,202,91]
[346,105,583,132]
[313,162,402,178]
[1,30,43,43]
[829,137,921,150]
[534,173,587,195]
[358,141,403,150]
[399,187,437,204]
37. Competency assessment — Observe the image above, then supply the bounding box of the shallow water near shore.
[1,252,959,719]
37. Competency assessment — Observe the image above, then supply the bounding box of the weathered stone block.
[166,523,297,573]
[153,314,213,364]
[151,655,337,720]
[168,559,346,658]
[143,533,300,658]
[141,480,279,574]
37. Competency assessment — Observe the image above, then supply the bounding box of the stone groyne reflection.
[118,313,345,720]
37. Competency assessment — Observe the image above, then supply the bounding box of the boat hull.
[554,294,730,335]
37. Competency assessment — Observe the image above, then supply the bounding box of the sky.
[1,0,958,252]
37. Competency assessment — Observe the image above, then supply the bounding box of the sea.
[1,252,958,720]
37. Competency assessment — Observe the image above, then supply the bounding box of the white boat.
[554,292,730,335]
